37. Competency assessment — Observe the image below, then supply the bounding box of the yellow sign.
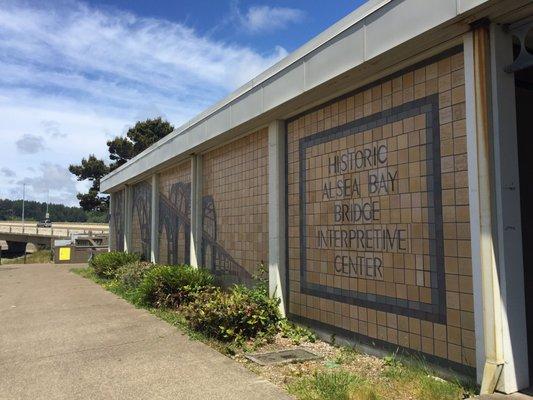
[59,247,71,261]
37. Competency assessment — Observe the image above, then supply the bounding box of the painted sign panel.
[298,95,445,323]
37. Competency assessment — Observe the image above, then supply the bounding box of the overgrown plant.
[183,284,280,343]
[117,261,154,289]
[136,264,214,308]
[89,251,139,279]
[279,319,317,345]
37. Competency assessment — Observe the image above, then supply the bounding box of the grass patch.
[288,370,379,400]
[416,374,465,400]
[287,355,472,400]
[378,353,475,400]
[1,250,52,264]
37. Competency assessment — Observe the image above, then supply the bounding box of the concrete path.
[477,394,533,400]
[0,263,291,400]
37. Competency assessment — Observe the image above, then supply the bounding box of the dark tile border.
[297,94,446,324]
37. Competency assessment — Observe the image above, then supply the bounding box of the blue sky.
[0,0,366,206]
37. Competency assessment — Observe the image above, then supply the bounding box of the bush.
[89,251,140,279]
[117,261,154,289]
[183,284,280,342]
[136,265,214,308]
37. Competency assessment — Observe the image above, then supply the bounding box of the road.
[0,263,291,400]
[0,221,108,231]
[0,222,108,246]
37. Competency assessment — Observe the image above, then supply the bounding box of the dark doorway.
[516,64,533,382]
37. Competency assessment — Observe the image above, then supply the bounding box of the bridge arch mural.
[159,181,191,266]
[111,190,124,251]
[132,180,151,260]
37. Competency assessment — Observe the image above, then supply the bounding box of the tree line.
[0,198,107,223]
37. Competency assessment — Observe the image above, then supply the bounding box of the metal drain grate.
[245,348,321,366]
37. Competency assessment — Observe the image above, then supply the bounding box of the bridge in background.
[0,222,108,253]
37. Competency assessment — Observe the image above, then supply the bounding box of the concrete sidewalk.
[477,394,533,400]
[0,263,291,400]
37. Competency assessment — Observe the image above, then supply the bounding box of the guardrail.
[0,224,108,238]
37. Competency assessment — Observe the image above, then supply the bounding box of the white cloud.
[41,120,67,139]
[15,134,46,154]
[240,5,305,33]
[17,163,80,206]
[0,0,289,206]
[1,167,16,178]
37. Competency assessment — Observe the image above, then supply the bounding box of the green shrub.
[183,284,280,342]
[117,261,154,288]
[137,265,214,308]
[89,251,140,279]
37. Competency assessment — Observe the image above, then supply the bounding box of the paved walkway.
[0,263,291,400]
[478,394,533,399]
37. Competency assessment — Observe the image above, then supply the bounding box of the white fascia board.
[101,0,489,192]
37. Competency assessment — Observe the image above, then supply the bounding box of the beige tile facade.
[286,48,474,369]
[202,128,269,284]
[158,161,191,265]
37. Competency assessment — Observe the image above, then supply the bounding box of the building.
[100,0,533,394]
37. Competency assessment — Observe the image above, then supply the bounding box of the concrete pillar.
[268,120,287,317]
[123,185,133,253]
[150,174,159,263]
[190,155,203,267]
[489,23,529,393]
[108,192,113,252]
[470,26,505,394]
[465,26,521,394]
[465,30,486,387]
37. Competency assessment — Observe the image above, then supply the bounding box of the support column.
[108,192,113,252]
[465,27,504,394]
[268,120,287,317]
[489,23,529,393]
[465,30,486,387]
[190,155,203,268]
[123,185,133,253]
[150,174,159,263]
